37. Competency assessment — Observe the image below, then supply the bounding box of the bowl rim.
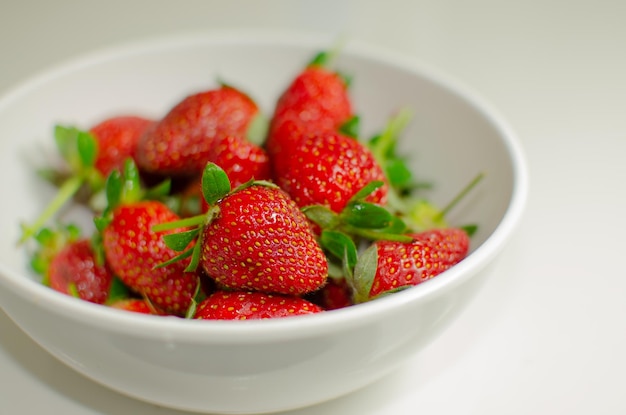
[0,29,529,343]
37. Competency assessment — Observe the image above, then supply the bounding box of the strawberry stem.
[152,214,207,232]
[344,225,413,243]
[435,171,485,221]
[19,175,84,244]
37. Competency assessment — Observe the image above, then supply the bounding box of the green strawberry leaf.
[338,115,360,138]
[77,131,98,168]
[309,50,330,67]
[153,248,194,269]
[201,162,231,205]
[120,158,143,203]
[351,243,378,303]
[461,224,478,237]
[106,277,130,304]
[185,239,204,272]
[54,125,80,169]
[143,178,172,200]
[384,157,413,190]
[104,169,123,214]
[382,215,409,234]
[184,277,204,319]
[320,230,358,271]
[163,228,199,252]
[342,201,394,229]
[302,205,339,229]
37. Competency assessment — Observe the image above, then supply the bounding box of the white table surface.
[2,1,625,414]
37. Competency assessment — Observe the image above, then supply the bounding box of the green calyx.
[152,162,278,273]
[93,158,171,232]
[350,243,378,304]
[307,42,352,88]
[338,115,360,139]
[19,125,105,244]
[303,180,413,245]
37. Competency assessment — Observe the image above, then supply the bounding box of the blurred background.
[1,1,626,414]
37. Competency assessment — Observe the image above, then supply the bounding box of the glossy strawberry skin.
[194,290,323,320]
[270,66,352,136]
[210,135,271,188]
[48,239,113,304]
[278,131,388,213]
[135,86,259,176]
[102,200,198,315]
[267,65,352,178]
[89,115,155,176]
[200,185,328,295]
[369,228,470,298]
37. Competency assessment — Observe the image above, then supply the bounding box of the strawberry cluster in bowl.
[0,32,527,414]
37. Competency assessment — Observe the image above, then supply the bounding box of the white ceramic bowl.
[0,31,528,414]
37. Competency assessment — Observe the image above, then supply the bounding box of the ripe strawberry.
[96,160,199,316]
[194,290,323,320]
[30,225,114,304]
[135,85,263,176]
[350,228,470,302]
[156,163,328,296]
[100,200,198,316]
[267,51,353,178]
[277,131,388,213]
[201,184,327,295]
[210,135,271,188]
[90,115,155,176]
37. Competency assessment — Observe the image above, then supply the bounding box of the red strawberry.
[157,163,328,296]
[277,131,388,213]
[194,290,323,320]
[30,225,114,304]
[101,200,198,315]
[267,52,353,178]
[201,184,327,295]
[135,85,262,176]
[95,160,199,316]
[210,135,271,188]
[350,228,470,302]
[90,115,155,176]
[48,239,114,304]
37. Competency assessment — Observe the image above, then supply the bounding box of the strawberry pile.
[20,50,480,320]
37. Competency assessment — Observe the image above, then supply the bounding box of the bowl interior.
[0,32,525,326]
